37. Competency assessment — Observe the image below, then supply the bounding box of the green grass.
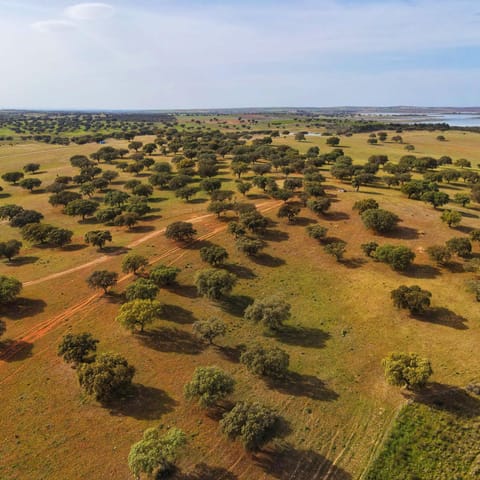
[365,390,480,479]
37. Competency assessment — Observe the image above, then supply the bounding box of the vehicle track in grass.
[0,200,281,368]
[22,200,277,288]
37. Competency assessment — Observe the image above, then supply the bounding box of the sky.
[0,0,480,109]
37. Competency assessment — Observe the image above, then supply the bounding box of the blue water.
[414,114,480,127]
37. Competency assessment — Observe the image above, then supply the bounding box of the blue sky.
[0,0,479,109]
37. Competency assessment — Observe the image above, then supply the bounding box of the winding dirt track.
[0,200,281,366]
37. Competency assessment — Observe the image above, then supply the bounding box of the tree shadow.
[454,225,474,235]
[61,244,87,252]
[247,193,269,200]
[275,325,331,349]
[403,382,480,418]
[6,256,39,266]
[102,245,129,255]
[142,214,163,222]
[220,294,254,318]
[383,225,419,240]
[342,257,367,269]
[185,239,214,251]
[266,372,339,401]
[254,444,352,480]
[79,217,100,225]
[0,298,47,320]
[102,291,125,304]
[0,192,11,199]
[294,217,317,226]
[170,284,198,299]
[138,327,205,354]
[401,264,441,279]
[223,263,256,280]
[0,340,34,362]
[162,304,197,324]
[417,307,468,330]
[108,384,177,420]
[325,211,350,221]
[217,344,245,363]
[262,229,290,242]
[173,463,239,480]
[130,225,155,233]
[250,253,286,267]
[149,197,169,203]
[458,210,478,219]
[188,198,208,204]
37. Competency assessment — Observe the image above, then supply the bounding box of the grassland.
[0,121,479,479]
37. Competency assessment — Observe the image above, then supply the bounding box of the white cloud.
[31,19,75,33]
[64,2,114,21]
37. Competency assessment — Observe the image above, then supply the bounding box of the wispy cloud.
[64,3,115,21]
[3,0,480,108]
[31,19,76,33]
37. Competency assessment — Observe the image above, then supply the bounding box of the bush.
[57,333,98,364]
[220,401,278,451]
[306,224,328,241]
[391,285,432,314]
[374,245,415,271]
[165,221,197,242]
[77,353,135,403]
[125,278,159,301]
[323,241,347,261]
[361,241,379,257]
[426,245,451,266]
[244,296,291,331]
[446,237,472,258]
[87,270,118,293]
[382,352,432,389]
[353,198,379,214]
[184,366,235,408]
[116,299,163,332]
[128,427,186,479]
[192,317,227,345]
[200,245,229,266]
[235,237,265,256]
[195,269,237,299]
[149,265,180,287]
[0,275,22,304]
[240,343,289,379]
[361,208,399,234]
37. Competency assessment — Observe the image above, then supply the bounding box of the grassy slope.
[365,391,480,480]
[0,127,479,479]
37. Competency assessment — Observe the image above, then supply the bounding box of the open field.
[0,119,479,479]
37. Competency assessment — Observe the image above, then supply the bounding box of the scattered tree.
[195,269,237,299]
[184,366,235,408]
[87,270,118,293]
[77,352,135,402]
[0,275,22,303]
[200,245,229,266]
[57,332,98,365]
[165,222,197,242]
[125,278,159,301]
[440,210,462,228]
[391,285,432,314]
[244,296,291,331]
[240,343,289,379]
[84,230,112,250]
[128,427,186,480]
[116,299,163,332]
[220,401,278,451]
[122,253,148,275]
[382,352,432,390]
[192,317,227,345]
[361,208,399,234]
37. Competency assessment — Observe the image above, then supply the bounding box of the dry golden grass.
[0,128,479,479]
